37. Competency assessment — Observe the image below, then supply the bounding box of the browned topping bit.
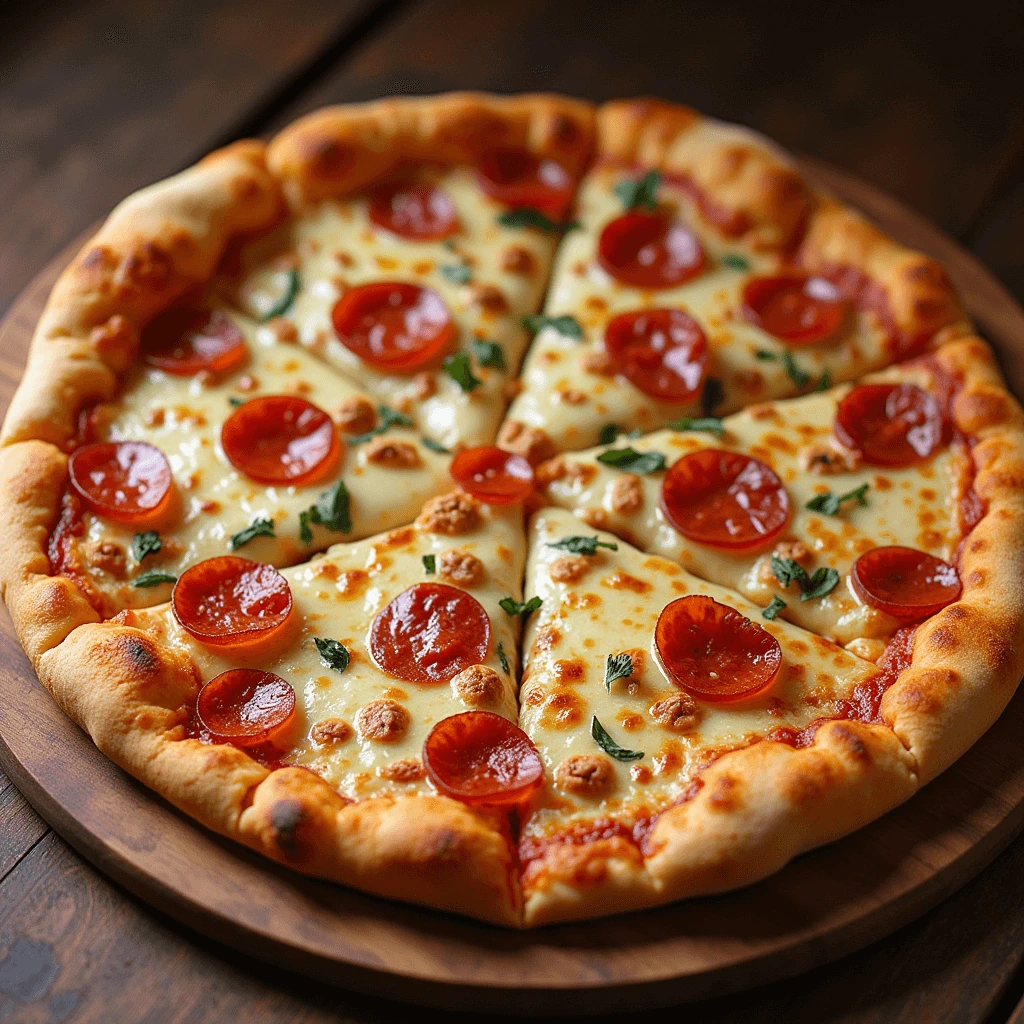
[415,492,482,535]
[356,699,410,742]
[334,396,377,435]
[364,437,422,469]
[268,317,299,343]
[549,555,591,584]
[799,440,862,475]
[378,758,427,782]
[407,371,437,402]
[580,507,610,530]
[649,693,703,733]
[311,718,353,744]
[580,349,617,376]
[467,283,508,314]
[438,548,486,586]
[86,540,127,578]
[452,665,504,707]
[609,473,644,515]
[556,754,616,796]
[497,419,556,465]
[500,246,536,276]
[558,388,588,406]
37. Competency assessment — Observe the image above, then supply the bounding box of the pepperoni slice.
[172,556,293,648]
[368,181,460,241]
[142,308,248,375]
[478,148,574,220]
[741,275,848,345]
[834,383,945,467]
[332,282,455,374]
[369,583,491,684]
[68,441,173,524]
[221,395,340,486]
[655,595,782,703]
[604,308,708,403]
[851,546,961,620]
[451,446,534,504]
[196,669,296,750]
[423,711,544,806]
[660,449,790,549]
[597,212,706,290]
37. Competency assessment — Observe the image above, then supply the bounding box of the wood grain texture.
[0,159,1022,1014]
[0,775,45,882]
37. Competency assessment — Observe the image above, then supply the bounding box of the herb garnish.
[816,370,833,392]
[761,596,787,620]
[133,570,177,588]
[347,405,413,446]
[229,517,275,550]
[598,424,641,444]
[421,437,450,454]
[471,338,506,369]
[720,253,751,272]
[547,535,618,556]
[596,447,666,474]
[440,262,473,285]
[805,483,869,515]
[422,554,436,574]
[314,637,350,674]
[783,350,810,387]
[604,653,634,692]
[667,415,725,437]
[770,556,840,602]
[299,479,352,544]
[260,268,300,321]
[701,376,725,416]
[228,396,246,407]
[131,531,162,562]
[591,716,644,761]
[499,595,542,617]
[614,170,661,212]
[498,208,578,233]
[442,352,482,392]
[497,641,510,675]
[522,314,584,340]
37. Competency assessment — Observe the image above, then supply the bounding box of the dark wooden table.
[2,1,1023,1020]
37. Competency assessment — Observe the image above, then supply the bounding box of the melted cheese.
[543,378,966,646]
[233,166,557,449]
[519,509,880,840]
[506,165,896,453]
[131,502,525,800]
[76,314,452,611]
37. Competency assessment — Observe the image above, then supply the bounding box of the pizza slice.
[538,335,1008,652]
[517,507,916,924]
[501,99,967,458]
[259,93,596,450]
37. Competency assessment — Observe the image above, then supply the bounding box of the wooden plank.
[0,0,386,318]
[0,773,45,882]
[265,0,1024,240]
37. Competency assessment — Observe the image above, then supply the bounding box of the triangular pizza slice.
[501,99,966,458]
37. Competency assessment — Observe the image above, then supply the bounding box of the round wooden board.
[1,159,1023,1016]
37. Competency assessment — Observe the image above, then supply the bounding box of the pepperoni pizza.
[1,93,1023,928]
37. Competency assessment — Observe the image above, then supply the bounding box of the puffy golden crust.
[2,141,282,449]
[268,92,596,207]
[596,98,814,251]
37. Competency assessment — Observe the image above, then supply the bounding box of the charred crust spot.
[119,242,174,290]
[80,245,116,273]
[609,473,644,515]
[556,754,615,796]
[649,693,702,733]
[438,548,486,587]
[416,492,482,535]
[378,758,426,782]
[356,699,410,742]
[928,626,958,652]
[827,722,869,763]
[269,798,304,857]
[452,664,504,707]
[115,633,163,678]
[302,136,353,179]
[311,718,352,744]
[707,773,742,812]
[550,554,590,584]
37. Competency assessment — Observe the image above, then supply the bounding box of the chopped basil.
[260,268,300,322]
[471,338,506,370]
[228,396,246,407]
[596,447,666,474]
[422,554,436,575]
[667,415,725,437]
[442,352,482,392]
[299,479,351,544]
[614,170,661,212]
[298,510,313,546]
[805,483,869,516]
[440,262,473,285]
[497,641,510,675]
[442,239,457,251]
[801,567,840,601]
[816,370,833,392]
[522,314,584,340]
[771,556,839,602]
[720,253,751,272]
[547,535,617,556]
[499,595,542,617]
[498,208,578,233]
[229,517,275,551]
[131,531,162,562]
[755,349,778,361]
[783,350,811,387]
[701,376,724,416]
[421,437,450,454]
[761,596,787,620]
[314,636,350,674]
[347,404,413,446]
[598,423,619,445]
[133,570,177,588]
[771,555,809,590]
[591,716,644,761]
[604,653,634,692]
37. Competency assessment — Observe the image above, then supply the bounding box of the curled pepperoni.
[451,446,534,504]
[423,711,543,806]
[742,275,848,345]
[142,308,248,376]
[332,282,455,374]
[660,449,790,550]
[68,441,173,524]
[604,308,707,403]
[655,595,782,703]
[221,395,340,486]
[369,583,491,684]
[834,383,945,467]
[196,669,296,750]
[478,148,574,220]
[852,546,961,621]
[369,181,459,240]
[597,212,705,290]
[172,556,293,648]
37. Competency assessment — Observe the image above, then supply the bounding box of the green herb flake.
[522,314,584,340]
[421,437,451,455]
[761,596,787,621]
[783,350,811,388]
[595,447,666,474]
[314,636,350,674]
[591,716,644,761]
[499,595,542,618]
[442,352,482,393]
[300,479,351,541]
[471,338,506,370]
[440,262,473,285]
[422,554,436,575]
[771,556,840,603]
[228,396,246,407]
[547,535,618,556]
[771,555,809,590]
[604,653,634,692]
[133,570,177,589]
[720,253,751,272]
[816,370,833,392]
[801,567,840,602]
[497,641,510,675]
[755,349,778,362]
[260,268,300,322]
[805,482,869,516]
[131,531,162,562]
[347,404,414,446]
[598,423,620,445]
[701,376,725,416]
[614,170,661,212]
[229,517,275,551]
[497,208,577,233]
[667,415,725,437]
[298,510,313,546]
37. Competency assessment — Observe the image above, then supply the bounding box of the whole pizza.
[2,93,1022,928]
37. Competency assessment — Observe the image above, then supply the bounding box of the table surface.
[1,1,1023,1020]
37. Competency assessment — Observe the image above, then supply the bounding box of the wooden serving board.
[0,160,1022,1016]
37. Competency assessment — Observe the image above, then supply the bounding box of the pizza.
[1,92,1023,929]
